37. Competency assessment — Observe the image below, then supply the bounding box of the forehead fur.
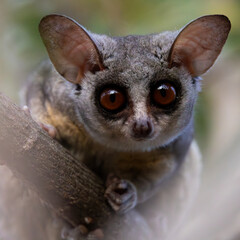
[93,31,179,70]
[89,30,194,89]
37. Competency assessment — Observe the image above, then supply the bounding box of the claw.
[22,105,30,114]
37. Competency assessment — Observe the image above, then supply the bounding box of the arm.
[105,122,195,213]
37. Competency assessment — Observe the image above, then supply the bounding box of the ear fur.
[39,14,105,84]
[168,15,231,76]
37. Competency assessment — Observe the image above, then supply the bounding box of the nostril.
[132,120,153,139]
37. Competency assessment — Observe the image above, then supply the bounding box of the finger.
[105,173,120,187]
[88,228,104,240]
[117,195,137,214]
[39,122,57,138]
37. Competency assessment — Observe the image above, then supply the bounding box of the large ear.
[39,14,105,84]
[168,15,231,77]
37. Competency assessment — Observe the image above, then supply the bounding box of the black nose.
[132,120,153,139]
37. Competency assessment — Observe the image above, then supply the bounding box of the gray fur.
[0,14,230,240]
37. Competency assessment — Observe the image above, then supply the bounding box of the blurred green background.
[0,1,240,238]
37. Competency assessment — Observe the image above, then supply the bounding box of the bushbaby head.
[39,14,230,151]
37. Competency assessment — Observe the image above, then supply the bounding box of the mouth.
[131,133,155,142]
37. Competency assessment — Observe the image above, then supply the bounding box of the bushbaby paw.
[104,175,137,214]
[61,219,104,240]
[22,105,57,138]
[38,122,57,138]
[61,225,88,239]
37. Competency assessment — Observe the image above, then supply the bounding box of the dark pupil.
[109,92,116,103]
[160,88,166,97]
[159,85,167,97]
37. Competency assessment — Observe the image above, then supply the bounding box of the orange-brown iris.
[100,88,126,112]
[153,83,176,106]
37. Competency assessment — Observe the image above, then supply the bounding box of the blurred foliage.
[0,0,239,148]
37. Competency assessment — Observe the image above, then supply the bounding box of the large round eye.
[99,88,126,112]
[152,82,176,107]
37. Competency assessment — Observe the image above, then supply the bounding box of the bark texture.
[0,92,112,228]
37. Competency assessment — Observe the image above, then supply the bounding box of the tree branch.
[0,92,112,229]
[0,92,154,240]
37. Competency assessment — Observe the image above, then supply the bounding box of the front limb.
[104,141,201,239]
[104,147,180,214]
[104,123,196,216]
